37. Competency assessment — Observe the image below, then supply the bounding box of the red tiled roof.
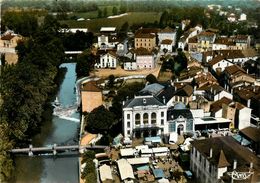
[1,34,15,40]
[224,64,246,76]
[161,39,173,45]
[135,33,155,39]
[210,97,232,113]
[82,81,101,92]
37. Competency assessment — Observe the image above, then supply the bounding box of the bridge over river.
[10,144,108,156]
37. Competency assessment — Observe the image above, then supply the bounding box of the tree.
[97,8,102,18]
[112,6,118,15]
[103,7,108,17]
[76,49,95,78]
[86,105,115,133]
[146,74,158,84]
[107,74,115,88]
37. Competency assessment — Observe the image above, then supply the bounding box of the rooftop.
[240,127,260,142]
[81,81,101,92]
[210,97,232,113]
[191,136,260,171]
[123,95,165,108]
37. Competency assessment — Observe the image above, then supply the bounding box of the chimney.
[247,99,251,108]
[163,96,166,104]
[210,87,213,93]
[122,101,125,105]
[143,98,146,104]
[194,86,197,91]
[175,86,177,91]
[250,162,253,169]
[126,96,129,100]
[231,88,233,94]
[210,148,213,158]
[171,80,174,86]
[233,159,237,170]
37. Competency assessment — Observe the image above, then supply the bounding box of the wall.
[136,55,154,69]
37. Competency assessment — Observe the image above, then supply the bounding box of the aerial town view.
[0,0,260,183]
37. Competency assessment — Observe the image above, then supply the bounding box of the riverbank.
[10,63,80,183]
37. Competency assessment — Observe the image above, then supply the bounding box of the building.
[167,103,194,135]
[97,27,118,49]
[95,51,118,69]
[134,47,155,69]
[81,81,103,113]
[190,136,260,183]
[134,33,156,51]
[208,55,234,73]
[240,127,260,155]
[0,31,23,65]
[227,13,236,22]
[197,31,216,52]
[223,64,255,90]
[122,95,168,137]
[172,84,193,105]
[157,26,176,46]
[160,39,174,53]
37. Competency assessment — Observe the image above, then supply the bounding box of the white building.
[95,51,117,69]
[123,61,137,70]
[160,39,173,53]
[98,27,118,49]
[209,56,234,72]
[122,95,168,137]
[158,26,176,46]
[134,48,155,69]
[239,13,247,21]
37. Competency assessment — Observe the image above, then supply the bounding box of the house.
[95,51,117,69]
[190,136,260,183]
[227,13,236,22]
[134,47,155,69]
[134,33,156,52]
[178,25,203,50]
[231,35,251,50]
[0,31,23,65]
[194,71,218,88]
[223,64,255,90]
[116,40,128,56]
[197,31,216,52]
[160,39,173,53]
[122,57,137,71]
[210,97,232,119]
[240,127,260,155]
[172,84,193,105]
[81,81,103,113]
[97,27,118,49]
[208,55,234,73]
[158,26,176,46]
[188,36,198,52]
[239,13,247,21]
[212,37,236,50]
[199,84,233,102]
[210,97,251,129]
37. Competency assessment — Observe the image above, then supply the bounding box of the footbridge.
[10,144,108,156]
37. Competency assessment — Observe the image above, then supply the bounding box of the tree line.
[0,15,65,181]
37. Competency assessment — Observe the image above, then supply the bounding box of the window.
[143,113,148,124]
[151,112,156,124]
[161,119,164,125]
[127,130,130,135]
[135,113,140,125]
[161,112,164,117]
[127,122,130,128]
[127,114,130,119]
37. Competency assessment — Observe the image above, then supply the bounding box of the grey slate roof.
[124,95,165,108]
[167,105,193,121]
[139,83,165,96]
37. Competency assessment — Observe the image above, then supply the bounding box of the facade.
[122,95,168,137]
[208,56,234,73]
[134,48,155,69]
[97,27,118,49]
[167,103,194,135]
[81,81,103,113]
[0,33,22,48]
[190,136,260,183]
[197,31,216,52]
[160,39,173,53]
[158,26,176,46]
[123,61,137,71]
[134,34,156,51]
[95,51,117,69]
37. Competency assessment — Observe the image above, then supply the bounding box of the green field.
[60,12,161,32]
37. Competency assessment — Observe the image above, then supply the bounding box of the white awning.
[127,157,149,165]
[100,27,116,32]
[117,159,135,180]
[120,148,135,157]
[99,164,113,182]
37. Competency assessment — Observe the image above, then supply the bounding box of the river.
[10,63,80,183]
